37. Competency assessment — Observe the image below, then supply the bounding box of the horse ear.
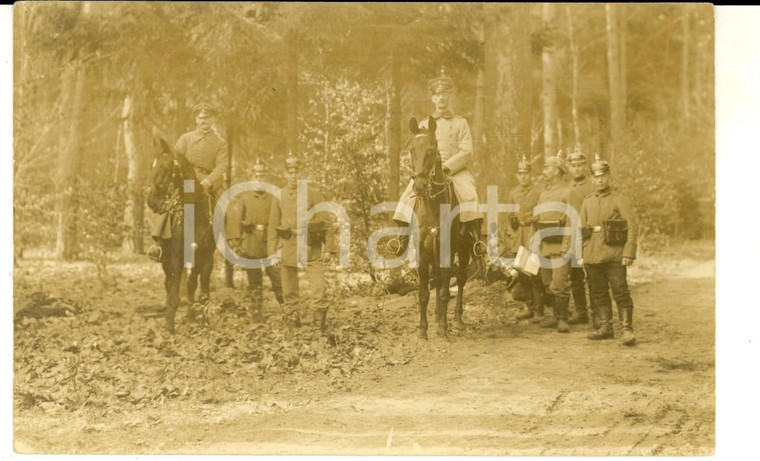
[159,137,173,155]
[428,116,437,135]
[409,117,419,135]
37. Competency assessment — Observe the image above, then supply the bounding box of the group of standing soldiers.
[148,69,639,345]
[505,149,639,346]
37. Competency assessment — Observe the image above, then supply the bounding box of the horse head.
[409,117,440,197]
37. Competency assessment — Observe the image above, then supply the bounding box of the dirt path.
[15,263,714,455]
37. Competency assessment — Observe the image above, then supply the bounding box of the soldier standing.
[391,68,482,255]
[566,148,596,326]
[581,156,639,346]
[147,103,228,261]
[226,159,284,318]
[268,154,336,331]
[509,155,546,323]
[534,153,573,333]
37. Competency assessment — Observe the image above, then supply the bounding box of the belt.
[255,224,265,231]
[591,226,602,232]
[194,165,211,175]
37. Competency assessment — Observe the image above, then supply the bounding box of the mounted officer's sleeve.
[618,195,639,260]
[205,137,228,190]
[173,134,188,155]
[267,197,281,257]
[443,118,473,175]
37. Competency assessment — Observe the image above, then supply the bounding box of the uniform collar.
[595,186,612,197]
[432,110,454,120]
[194,127,213,138]
[572,175,588,186]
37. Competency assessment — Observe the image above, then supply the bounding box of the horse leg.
[436,269,451,339]
[187,266,199,304]
[163,264,181,334]
[418,265,430,340]
[454,237,471,326]
[199,249,213,304]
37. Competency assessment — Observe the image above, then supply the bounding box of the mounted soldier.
[147,103,228,262]
[391,68,482,255]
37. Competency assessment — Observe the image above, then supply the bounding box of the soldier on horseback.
[392,69,482,256]
[147,102,228,262]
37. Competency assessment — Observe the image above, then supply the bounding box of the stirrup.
[147,245,162,262]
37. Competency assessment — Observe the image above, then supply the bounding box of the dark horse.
[409,117,479,339]
[147,137,215,333]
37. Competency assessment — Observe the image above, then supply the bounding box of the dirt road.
[15,259,714,455]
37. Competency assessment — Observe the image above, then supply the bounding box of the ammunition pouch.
[581,226,593,240]
[603,219,628,245]
[509,216,520,232]
[536,219,566,244]
[276,226,293,240]
[307,221,327,246]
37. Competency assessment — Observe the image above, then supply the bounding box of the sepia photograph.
[9,1,725,456]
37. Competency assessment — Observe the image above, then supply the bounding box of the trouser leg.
[607,261,636,345]
[265,264,285,306]
[586,263,614,340]
[305,259,328,330]
[568,266,589,323]
[280,265,300,324]
[246,268,264,314]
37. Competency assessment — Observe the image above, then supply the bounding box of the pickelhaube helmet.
[428,67,455,94]
[517,154,532,173]
[284,151,300,172]
[253,158,267,176]
[192,102,217,118]
[591,153,611,176]
[544,150,567,174]
[567,146,587,165]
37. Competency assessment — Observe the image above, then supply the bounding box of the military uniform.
[150,104,228,241]
[393,70,481,224]
[508,157,546,322]
[567,151,597,325]
[268,160,337,330]
[535,155,573,332]
[226,183,284,314]
[581,156,639,345]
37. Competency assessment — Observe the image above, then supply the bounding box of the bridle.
[411,143,450,202]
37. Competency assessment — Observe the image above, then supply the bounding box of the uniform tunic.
[393,115,481,222]
[535,180,573,258]
[580,187,639,264]
[226,190,274,258]
[174,128,228,191]
[508,182,542,253]
[268,183,337,268]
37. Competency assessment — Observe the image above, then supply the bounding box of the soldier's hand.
[321,252,335,264]
[622,257,634,267]
[443,165,451,175]
[200,179,211,191]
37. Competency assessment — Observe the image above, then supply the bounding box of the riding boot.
[554,297,570,333]
[587,309,614,340]
[621,307,636,346]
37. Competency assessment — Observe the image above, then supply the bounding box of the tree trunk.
[681,4,691,122]
[541,3,558,159]
[566,5,581,148]
[225,121,235,288]
[286,40,299,155]
[385,46,401,203]
[605,3,626,166]
[55,62,86,261]
[122,94,144,254]
[483,3,532,189]
[472,68,487,188]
